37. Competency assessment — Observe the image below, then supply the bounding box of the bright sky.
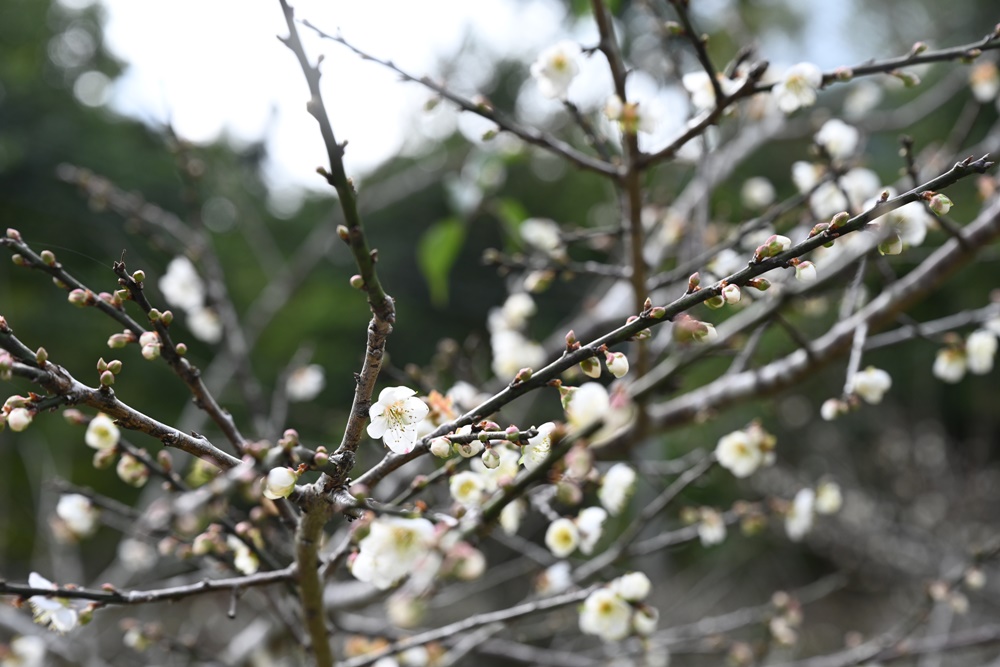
[62,0,857,215]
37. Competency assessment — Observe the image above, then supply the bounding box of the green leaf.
[495,197,528,247]
[417,217,466,308]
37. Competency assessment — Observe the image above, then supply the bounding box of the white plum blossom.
[187,307,223,343]
[285,364,326,402]
[785,488,816,542]
[520,218,563,254]
[227,535,259,575]
[715,429,764,478]
[564,382,611,429]
[536,561,573,595]
[4,635,46,667]
[56,494,99,538]
[815,481,843,515]
[158,256,205,312]
[545,517,580,558]
[741,177,776,209]
[610,571,651,602]
[598,463,637,515]
[85,413,119,449]
[530,41,580,99]
[576,506,607,555]
[367,386,430,454]
[682,71,742,112]
[966,329,998,374]
[579,588,633,642]
[792,161,823,193]
[866,190,931,255]
[605,95,656,134]
[263,467,298,500]
[933,348,967,384]
[815,119,860,159]
[116,453,149,488]
[490,330,545,378]
[849,366,892,404]
[773,62,823,114]
[698,508,727,546]
[520,421,556,470]
[633,607,659,636]
[499,499,526,536]
[820,398,848,421]
[27,573,84,633]
[351,516,436,590]
[7,407,32,432]
[500,293,536,330]
[840,168,882,211]
[449,471,487,507]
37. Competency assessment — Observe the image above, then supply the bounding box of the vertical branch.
[591,0,651,433]
[295,498,334,667]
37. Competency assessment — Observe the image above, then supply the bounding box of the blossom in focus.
[530,41,581,99]
[351,516,436,590]
[605,352,629,378]
[85,413,119,450]
[263,467,298,500]
[814,119,860,160]
[795,261,818,283]
[785,488,815,542]
[848,366,892,404]
[158,256,205,312]
[56,494,99,538]
[579,588,632,642]
[598,463,637,516]
[773,62,823,114]
[367,386,430,454]
[933,348,967,384]
[285,364,326,402]
[545,517,580,558]
[966,329,998,374]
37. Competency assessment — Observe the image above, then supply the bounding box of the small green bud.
[336,225,350,241]
[148,309,160,321]
[107,359,123,374]
[40,250,56,266]
[175,343,187,356]
[11,254,27,267]
[100,370,115,386]
[97,357,108,372]
[160,310,173,326]
[68,289,91,307]
[132,270,145,283]
[349,274,365,289]
[36,347,48,364]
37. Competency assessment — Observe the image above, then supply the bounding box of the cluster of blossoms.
[157,256,222,343]
[821,366,892,420]
[785,480,843,542]
[579,572,658,642]
[932,328,998,383]
[714,423,776,478]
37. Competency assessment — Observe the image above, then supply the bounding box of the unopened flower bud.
[606,352,629,378]
[6,228,22,240]
[580,357,601,378]
[157,449,173,472]
[107,359,122,374]
[830,211,850,229]
[687,272,701,293]
[565,330,578,347]
[349,274,365,289]
[705,295,725,310]
[928,193,953,215]
[148,309,160,321]
[160,310,173,325]
[722,284,741,304]
[263,467,298,499]
[132,270,145,283]
[748,277,771,291]
[891,69,921,87]
[100,370,115,386]
[68,289,91,307]
[794,261,817,282]
[175,343,187,356]
[482,448,500,469]
[92,446,116,469]
[649,306,666,319]
[141,345,160,361]
[11,254,26,267]
[7,407,32,432]
[430,437,452,458]
[36,347,48,364]
[337,225,350,241]
[40,250,56,266]
[117,453,149,487]
[514,367,533,383]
